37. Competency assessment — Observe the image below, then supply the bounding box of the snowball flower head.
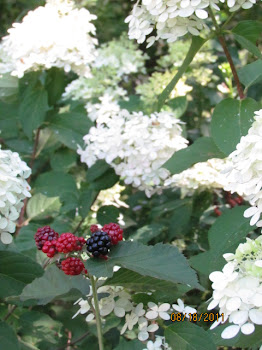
[165,158,230,197]
[125,0,259,46]
[225,109,262,227]
[78,105,188,197]
[0,148,31,244]
[208,235,262,339]
[0,0,97,78]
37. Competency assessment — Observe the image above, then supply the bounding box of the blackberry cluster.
[90,224,99,233]
[86,231,111,257]
[61,257,86,275]
[34,226,59,250]
[56,233,85,253]
[42,240,57,258]
[102,223,123,245]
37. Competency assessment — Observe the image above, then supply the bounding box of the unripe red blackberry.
[90,224,99,233]
[86,231,111,257]
[102,223,123,245]
[61,257,86,275]
[42,240,57,258]
[34,226,59,250]
[56,233,85,253]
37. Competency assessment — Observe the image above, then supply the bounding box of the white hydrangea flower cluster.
[125,0,259,46]
[74,286,195,346]
[208,235,262,339]
[78,106,188,197]
[224,109,262,227]
[0,0,97,78]
[93,34,148,77]
[144,336,171,350]
[62,33,147,118]
[0,148,31,244]
[165,158,230,197]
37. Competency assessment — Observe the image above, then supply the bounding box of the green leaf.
[211,98,259,155]
[5,139,33,155]
[20,265,90,304]
[167,96,188,118]
[238,60,262,90]
[130,224,164,244]
[50,149,76,172]
[157,36,206,111]
[49,111,93,150]
[105,268,191,297]
[119,95,144,112]
[0,101,19,138]
[0,73,18,101]
[26,193,61,220]
[34,171,77,203]
[19,85,49,139]
[169,199,192,239]
[0,321,20,350]
[115,339,144,350]
[15,223,39,252]
[19,311,62,345]
[190,206,252,275]
[163,137,225,174]
[45,67,67,105]
[86,160,111,182]
[79,189,98,218]
[85,241,201,289]
[97,205,119,226]
[90,168,119,191]
[232,20,262,44]
[0,251,43,298]
[233,33,262,58]
[165,322,216,350]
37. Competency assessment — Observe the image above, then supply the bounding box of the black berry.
[86,231,111,258]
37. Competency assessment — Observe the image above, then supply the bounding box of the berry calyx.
[90,224,99,233]
[61,257,86,275]
[34,226,59,250]
[42,240,57,258]
[102,223,123,245]
[56,233,85,253]
[86,231,111,258]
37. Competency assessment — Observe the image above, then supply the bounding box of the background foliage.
[0,0,261,349]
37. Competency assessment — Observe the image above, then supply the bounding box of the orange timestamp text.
[170,312,224,322]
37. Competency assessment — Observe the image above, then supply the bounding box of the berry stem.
[15,128,41,236]
[208,9,245,99]
[90,274,104,350]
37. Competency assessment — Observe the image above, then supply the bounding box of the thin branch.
[15,128,41,236]
[73,218,85,235]
[56,331,89,350]
[209,9,245,99]
[3,305,17,321]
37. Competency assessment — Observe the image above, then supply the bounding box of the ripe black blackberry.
[34,226,59,250]
[86,231,111,258]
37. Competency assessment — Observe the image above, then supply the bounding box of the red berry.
[90,225,99,233]
[34,226,59,250]
[228,199,237,208]
[214,207,222,216]
[61,257,86,275]
[102,223,123,245]
[42,240,58,258]
[234,196,243,205]
[55,233,85,253]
